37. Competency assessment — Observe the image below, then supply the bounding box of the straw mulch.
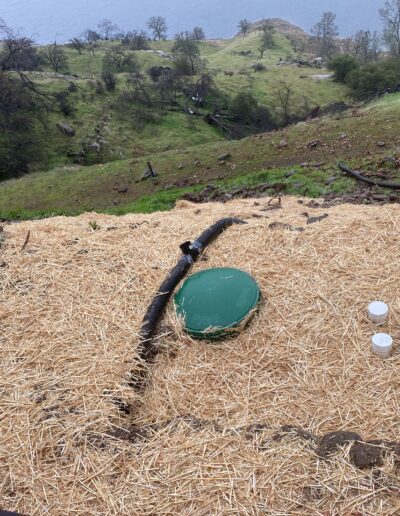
[1,197,400,515]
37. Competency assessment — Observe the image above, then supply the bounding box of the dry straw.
[1,197,400,514]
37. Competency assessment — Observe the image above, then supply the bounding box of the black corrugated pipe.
[129,217,246,391]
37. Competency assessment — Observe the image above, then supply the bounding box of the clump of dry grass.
[1,197,400,514]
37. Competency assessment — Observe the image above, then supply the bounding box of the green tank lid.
[174,267,261,340]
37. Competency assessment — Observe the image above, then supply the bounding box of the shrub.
[0,73,46,179]
[172,36,200,75]
[254,105,275,131]
[252,62,267,72]
[55,91,75,117]
[102,47,139,73]
[147,66,170,82]
[0,37,42,71]
[102,70,117,91]
[122,30,150,50]
[329,55,359,83]
[132,109,162,129]
[229,91,259,123]
[95,80,105,95]
[174,56,193,76]
[347,59,400,99]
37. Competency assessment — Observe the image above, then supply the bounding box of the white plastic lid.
[372,333,393,350]
[368,301,389,317]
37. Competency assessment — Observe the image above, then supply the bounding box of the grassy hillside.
[1,25,364,219]
[25,71,224,169]
[24,30,348,171]
[201,32,346,111]
[1,93,400,219]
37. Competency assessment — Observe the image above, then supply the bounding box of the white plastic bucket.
[368,301,389,325]
[371,333,393,359]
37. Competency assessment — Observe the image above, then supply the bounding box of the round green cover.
[174,267,261,340]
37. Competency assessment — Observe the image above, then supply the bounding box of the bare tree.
[88,41,98,56]
[0,73,44,178]
[342,37,354,55]
[172,33,200,75]
[274,80,294,126]
[70,37,85,54]
[122,30,150,50]
[97,19,119,40]
[0,18,40,71]
[82,29,101,42]
[258,22,274,58]
[103,47,139,73]
[311,11,339,59]
[238,19,251,35]
[126,72,153,106]
[380,0,400,58]
[157,69,184,107]
[353,30,380,63]
[43,43,69,73]
[147,16,167,40]
[192,27,206,41]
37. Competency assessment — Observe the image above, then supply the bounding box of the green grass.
[0,166,340,220]
[28,32,348,175]
[24,73,224,166]
[208,32,347,113]
[5,32,396,221]
[2,93,400,220]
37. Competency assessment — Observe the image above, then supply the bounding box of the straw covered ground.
[1,197,400,515]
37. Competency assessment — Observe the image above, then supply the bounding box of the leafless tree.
[43,43,69,73]
[88,42,98,56]
[238,19,251,35]
[70,37,85,54]
[192,27,205,41]
[122,30,150,50]
[97,19,119,40]
[311,12,339,59]
[274,80,294,126]
[147,16,167,40]
[258,22,274,58]
[82,29,101,42]
[173,33,201,74]
[353,30,380,62]
[103,47,139,73]
[157,69,184,107]
[380,0,400,58]
[342,37,354,55]
[0,18,40,71]
[126,72,153,106]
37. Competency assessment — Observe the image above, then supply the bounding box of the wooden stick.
[21,230,30,252]
[339,162,400,189]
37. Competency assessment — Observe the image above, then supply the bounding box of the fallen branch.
[339,163,400,190]
[147,162,156,178]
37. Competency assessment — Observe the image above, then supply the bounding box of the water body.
[1,0,381,43]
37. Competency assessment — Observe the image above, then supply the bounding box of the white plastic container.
[372,333,393,359]
[368,301,389,325]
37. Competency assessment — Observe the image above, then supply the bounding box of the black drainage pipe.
[129,217,246,391]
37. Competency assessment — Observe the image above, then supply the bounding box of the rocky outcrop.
[56,122,75,137]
